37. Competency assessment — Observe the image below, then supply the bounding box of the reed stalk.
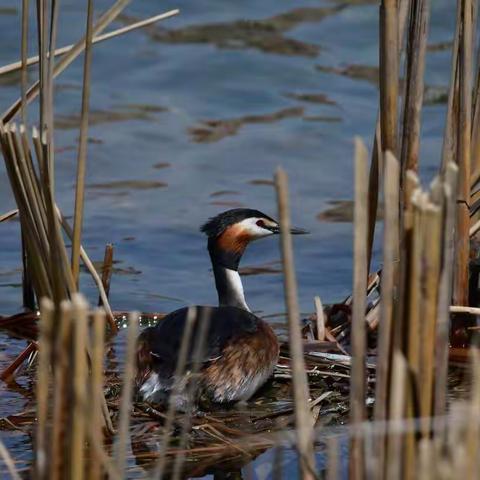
[99,243,114,305]
[114,312,138,477]
[403,189,425,480]
[0,440,21,480]
[314,296,325,341]
[89,309,106,480]
[434,163,458,418]
[2,0,133,124]
[385,352,407,480]
[453,0,474,305]
[367,0,408,272]
[45,0,60,175]
[49,301,72,480]
[71,0,95,287]
[419,203,442,437]
[275,167,316,480]
[373,151,400,479]
[70,295,89,480]
[20,0,34,309]
[36,297,54,479]
[379,0,399,156]
[441,1,462,174]
[0,210,18,222]
[349,137,369,480]
[169,307,213,480]
[56,207,115,327]
[0,10,179,77]
[154,306,196,479]
[399,0,430,185]
[20,0,29,126]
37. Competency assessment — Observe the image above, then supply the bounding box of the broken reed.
[34,295,137,480]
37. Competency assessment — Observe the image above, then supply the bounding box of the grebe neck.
[208,238,250,311]
[212,264,250,311]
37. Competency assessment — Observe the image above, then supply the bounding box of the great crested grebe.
[136,208,307,407]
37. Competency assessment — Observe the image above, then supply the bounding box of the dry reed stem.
[275,167,316,480]
[450,305,480,314]
[2,0,133,124]
[0,10,179,76]
[0,341,37,381]
[45,0,60,174]
[99,243,114,305]
[379,0,399,155]
[417,439,433,480]
[114,312,138,477]
[367,0,409,272]
[419,202,442,438]
[154,306,196,479]
[20,0,29,137]
[0,440,21,480]
[0,209,18,222]
[367,121,381,273]
[169,307,213,480]
[435,163,458,418]
[465,348,480,479]
[11,126,50,258]
[32,126,47,185]
[70,295,89,480]
[470,217,480,236]
[385,351,407,480]
[471,64,480,186]
[56,207,115,328]
[37,0,47,134]
[400,0,430,185]
[314,296,325,341]
[50,301,72,480]
[71,0,95,286]
[349,137,369,480]
[36,297,54,479]
[89,309,106,480]
[454,0,474,305]
[441,1,462,174]
[1,129,51,298]
[373,151,399,479]
[406,189,425,377]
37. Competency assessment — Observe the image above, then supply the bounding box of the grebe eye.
[256,219,266,228]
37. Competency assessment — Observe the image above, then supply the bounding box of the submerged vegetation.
[1,0,480,479]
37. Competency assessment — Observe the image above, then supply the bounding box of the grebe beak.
[268,225,309,235]
[289,227,309,235]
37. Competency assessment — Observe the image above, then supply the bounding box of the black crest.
[200,208,275,238]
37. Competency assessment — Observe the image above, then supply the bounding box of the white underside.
[139,362,275,405]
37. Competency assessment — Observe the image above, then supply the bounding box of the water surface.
[0,0,462,477]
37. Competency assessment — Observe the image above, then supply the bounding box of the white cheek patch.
[238,217,276,239]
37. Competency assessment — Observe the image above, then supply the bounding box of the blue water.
[0,0,463,477]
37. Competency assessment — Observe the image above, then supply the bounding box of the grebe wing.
[141,305,259,374]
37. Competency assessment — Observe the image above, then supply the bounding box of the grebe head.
[201,208,307,254]
[201,208,307,310]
